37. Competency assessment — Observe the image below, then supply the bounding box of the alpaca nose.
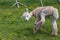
[26,20,28,22]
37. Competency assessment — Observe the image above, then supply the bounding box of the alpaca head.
[21,12,31,21]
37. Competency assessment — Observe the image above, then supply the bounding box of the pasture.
[0,0,60,40]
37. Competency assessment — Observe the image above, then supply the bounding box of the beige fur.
[22,6,59,36]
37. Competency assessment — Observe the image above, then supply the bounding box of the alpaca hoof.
[33,32,36,34]
[51,34,57,37]
[51,31,58,36]
[52,34,57,37]
[32,32,36,35]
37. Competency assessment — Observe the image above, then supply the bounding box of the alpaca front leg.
[35,16,45,26]
[33,18,40,34]
[52,18,58,36]
[33,23,40,34]
[33,17,45,34]
[33,20,45,34]
[35,16,41,24]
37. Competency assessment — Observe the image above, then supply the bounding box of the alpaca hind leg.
[51,17,58,36]
[33,24,40,34]
[52,8,59,36]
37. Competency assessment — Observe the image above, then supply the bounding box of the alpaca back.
[32,6,56,16]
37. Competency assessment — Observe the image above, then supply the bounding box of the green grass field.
[0,0,60,40]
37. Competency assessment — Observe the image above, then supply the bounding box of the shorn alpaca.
[22,6,59,36]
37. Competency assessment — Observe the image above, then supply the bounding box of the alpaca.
[22,6,59,36]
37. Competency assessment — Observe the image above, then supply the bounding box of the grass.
[0,0,60,40]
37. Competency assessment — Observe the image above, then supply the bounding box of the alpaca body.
[31,6,58,18]
[22,6,59,36]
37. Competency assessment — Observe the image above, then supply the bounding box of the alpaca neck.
[30,12,33,17]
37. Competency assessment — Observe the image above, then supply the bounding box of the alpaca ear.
[25,8,30,13]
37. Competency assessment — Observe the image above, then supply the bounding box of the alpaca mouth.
[25,20,28,22]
